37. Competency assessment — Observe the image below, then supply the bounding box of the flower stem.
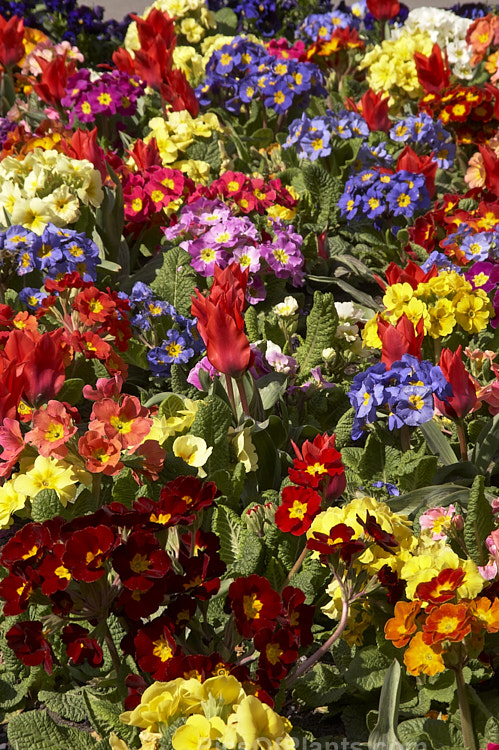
[225,374,237,417]
[236,377,251,418]
[456,420,468,462]
[287,582,349,685]
[279,546,308,593]
[400,424,411,453]
[454,665,477,750]
[104,624,122,675]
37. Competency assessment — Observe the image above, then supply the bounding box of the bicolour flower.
[25,401,77,458]
[384,601,421,648]
[112,531,171,591]
[422,602,473,645]
[229,574,281,638]
[419,505,456,541]
[306,524,366,565]
[254,627,298,679]
[133,616,180,680]
[415,568,466,605]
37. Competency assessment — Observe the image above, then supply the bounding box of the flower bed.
[0,1,498,749]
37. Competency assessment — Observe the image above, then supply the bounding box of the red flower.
[60,127,108,181]
[0,522,51,570]
[356,512,398,552]
[434,345,478,421]
[289,432,346,498]
[38,543,72,595]
[346,89,391,132]
[229,574,281,638]
[478,145,499,198]
[416,567,466,605]
[0,15,25,68]
[89,395,152,450]
[133,616,180,679]
[22,330,66,405]
[275,485,322,536]
[279,587,315,646]
[381,260,438,291]
[63,525,115,582]
[33,53,77,106]
[112,531,171,591]
[191,264,254,379]
[78,430,123,475]
[62,624,103,667]
[414,44,451,94]
[377,314,424,368]
[254,627,298,679]
[366,0,400,21]
[0,569,38,615]
[306,524,366,565]
[377,565,405,604]
[397,146,438,198]
[116,578,168,620]
[6,621,53,674]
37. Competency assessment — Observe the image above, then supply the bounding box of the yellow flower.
[453,289,492,333]
[427,297,456,338]
[228,427,258,473]
[175,158,211,184]
[10,197,57,234]
[0,480,27,527]
[14,456,79,506]
[224,696,295,750]
[383,282,414,318]
[404,632,445,677]
[362,313,383,349]
[172,715,226,750]
[180,18,204,43]
[173,435,213,468]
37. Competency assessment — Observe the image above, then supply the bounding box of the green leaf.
[83,690,137,745]
[190,396,233,473]
[158,393,185,420]
[38,689,87,723]
[420,421,457,465]
[334,407,355,449]
[151,246,198,317]
[472,414,499,476]
[237,529,264,576]
[345,646,392,692]
[293,663,347,708]
[121,339,149,370]
[31,489,62,522]
[112,467,140,508]
[368,660,404,750]
[295,291,338,383]
[212,505,244,567]
[214,6,238,33]
[185,132,221,173]
[464,475,495,565]
[388,484,470,517]
[56,378,84,405]
[7,709,73,750]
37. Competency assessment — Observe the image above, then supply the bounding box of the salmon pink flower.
[78,430,123,475]
[82,374,123,402]
[25,401,77,458]
[0,418,24,476]
[89,395,152,450]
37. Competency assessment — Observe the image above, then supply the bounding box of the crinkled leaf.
[151,246,197,317]
[464,475,495,565]
[295,291,338,383]
[31,489,62,522]
[190,395,233,473]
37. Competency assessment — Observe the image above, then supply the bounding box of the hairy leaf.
[464,475,494,565]
[295,291,338,383]
[151,246,198,316]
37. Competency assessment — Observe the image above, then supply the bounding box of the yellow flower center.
[243,593,264,620]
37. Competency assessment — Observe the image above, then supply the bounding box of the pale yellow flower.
[14,455,79,506]
[173,435,212,468]
[0,480,27,528]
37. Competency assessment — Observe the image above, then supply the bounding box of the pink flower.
[25,401,77,458]
[82,375,123,402]
[90,396,152,450]
[419,505,456,541]
[0,418,24,477]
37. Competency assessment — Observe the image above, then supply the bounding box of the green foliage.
[472,413,499,476]
[345,646,392,692]
[31,489,62,522]
[293,663,347,707]
[214,6,238,33]
[190,395,233,473]
[295,291,338,383]
[83,690,138,746]
[302,162,345,229]
[185,132,221,173]
[151,246,198,316]
[38,689,87,723]
[464,475,495,565]
[212,505,263,575]
[368,660,404,750]
[56,378,84,405]
[7,709,94,750]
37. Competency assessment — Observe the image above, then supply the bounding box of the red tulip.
[33,54,77,106]
[377,314,424,368]
[384,260,438,290]
[366,0,400,21]
[397,145,438,198]
[346,88,391,133]
[414,43,450,94]
[434,346,478,421]
[478,145,499,198]
[0,15,25,69]
[191,265,254,379]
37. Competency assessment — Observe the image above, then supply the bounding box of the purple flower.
[187,356,220,390]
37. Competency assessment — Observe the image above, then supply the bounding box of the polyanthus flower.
[422,602,472,645]
[404,632,445,677]
[229,574,281,638]
[289,432,346,499]
[419,505,456,541]
[25,401,77,458]
[89,396,152,450]
[14,456,79,506]
[275,485,322,536]
[384,601,421,648]
[172,435,213,469]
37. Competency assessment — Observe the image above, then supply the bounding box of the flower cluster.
[348,353,452,438]
[389,112,455,169]
[61,68,145,126]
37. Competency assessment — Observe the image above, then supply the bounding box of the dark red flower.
[0,568,39,615]
[133,616,181,679]
[254,627,298,679]
[63,525,116,582]
[366,0,400,21]
[6,621,53,674]
[434,345,478,421]
[62,624,104,667]
[39,543,72,595]
[356,512,398,552]
[229,574,281,638]
[191,264,254,379]
[112,530,171,590]
[275,485,322,536]
[279,587,315,646]
[124,674,148,711]
[0,522,51,570]
[377,314,424,368]
[116,578,168,620]
[307,524,366,565]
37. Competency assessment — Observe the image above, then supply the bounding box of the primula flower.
[62,624,103,667]
[172,435,213,469]
[415,568,466,605]
[469,597,499,633]
[112,531,171,591]
[306,524,366,564]
[25,401,77,458]
[229,574,281,638]
[356,512,398,552]
[90,396,152,450]
[0,479,26,527]
[275,486,322,536]
[78,430,123,475]
[419,505,456,541]
[63,525,115,582]
[133,616,180,680]
[14,455,79,506]
[384,601,421,648]
[404,632,445,677]
[0,568,39,615]
[254,627,298,679]
[289,432,346,498]
[422,602,473,645]
[6,621,53,674]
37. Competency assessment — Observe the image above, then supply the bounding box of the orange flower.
[422,602,472,645]
[415,568,466,606]
[404,632,445,677]
[384,601,421,648]
[469,597,499,634]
